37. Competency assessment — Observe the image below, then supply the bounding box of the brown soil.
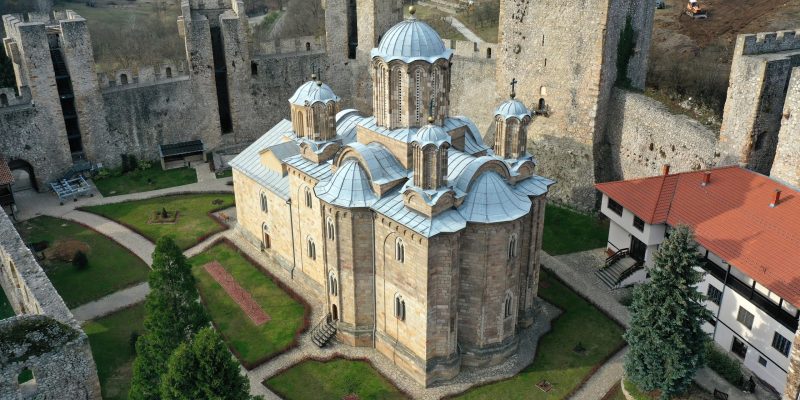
[44,240,91,262]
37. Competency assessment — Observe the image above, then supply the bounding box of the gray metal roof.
[515,175,556,197]
[228,119,294,199]
[495,98,532,120]
[343,142,407,185]
[457,172,532,223]
[371,17,453,64]
[357,116,489,155]
[412,123,451,147]
[284,155,333,182]
[336,109,365,144]
[288,81,340,106]
[263,141,300,160]
[372,189,467,237]
[315,160,378,208]
[358,117,418,142]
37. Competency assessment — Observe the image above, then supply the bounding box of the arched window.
[395,238,405,263]
[305,42,311,51]
[508,234,517,259]
[394,294,406,321]
[307,237,316,260]
[305,188,313,208]
[504,293,513,319]
[0,93,7,106]
[329,273,338,296]
[120,74,128,85]
[414,68,422,124]
[262,223,271,249]
[326,217,335,240]
[260,193,268,213]
[486,47,492,59]
[165,67,172,78]
[394,67,403,127]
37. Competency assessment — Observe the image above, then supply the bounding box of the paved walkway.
[446,16,484,44]
[63,210,155,265]
[72,282,151,322]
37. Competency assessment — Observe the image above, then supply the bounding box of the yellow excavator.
[686,0,708,19]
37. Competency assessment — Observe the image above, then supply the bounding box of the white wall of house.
[600,194,666,266]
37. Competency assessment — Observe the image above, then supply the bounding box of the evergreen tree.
[129,237,208,400]
[161,327,259,400]
[624,226,710,399]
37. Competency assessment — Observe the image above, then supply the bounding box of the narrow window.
[541,34,545,46]
[326,218,335,240]
[305,42,311,51]
[508,235,517,259]
[772,332,792,357]
[395,238,405,263]
[414,69,422,124]
[504,294,513,318]
[736,307,754,330]
[329,274,338,296]
[165,67,172,78]
[486,48,492,59]
[307,238,316,260]
[394,295,406,321]
[120,74,128,85]
[250,61,258,76]
[538,97,546,111]
[396,69,403,126]
[607,198,623,216]
[305,188,313,208]
[260,193,268,213]
[707,285,722,305]
[632,216,645,232]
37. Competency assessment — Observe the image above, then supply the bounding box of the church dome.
[412,123,451,147]
[457,172,531,223]
[289,80,340,106]
[495,98,532,120]
[315,159,378,208]
[371,11,452,63]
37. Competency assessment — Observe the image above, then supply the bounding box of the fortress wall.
[605,88,717,180]
[448,40,499,136]
[771,68,800,187]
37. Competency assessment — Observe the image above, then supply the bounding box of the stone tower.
[493,92,533,160]
[717,30,800,177]
[495,0,654,209]
[772,67,800,188]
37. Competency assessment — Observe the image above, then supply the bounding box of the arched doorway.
[8,159,37,192]
[262,223,271,250]
[331,304,338,321]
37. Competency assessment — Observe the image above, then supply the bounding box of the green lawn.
[84,303,146,400]
[190,243,307,367]
[454,269,625,399]
[0,287,14,319]
[406,5,466,41]
[16,216,150,308]
[265,358,407,400]
[542,204,610,256]
[93,166,197,197]
[82,193,235,250]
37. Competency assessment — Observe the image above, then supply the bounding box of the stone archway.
[8,159,37,192]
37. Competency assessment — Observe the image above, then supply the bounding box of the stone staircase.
[310,316,337,348]
[596,254,642,289]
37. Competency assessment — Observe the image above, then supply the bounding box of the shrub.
[161,208,169,219]
[73,251,89,270]
[705,341,744,387]
[130,331,140,354]
[137,159,153,171]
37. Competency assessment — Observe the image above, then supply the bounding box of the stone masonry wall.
[448,40,499,135]
[771,67,800,188]
[604,88,717,180]
[0,211,101,399]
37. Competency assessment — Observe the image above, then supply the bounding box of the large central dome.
[371,12,452,63]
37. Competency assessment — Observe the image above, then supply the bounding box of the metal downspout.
[287,198,296,279]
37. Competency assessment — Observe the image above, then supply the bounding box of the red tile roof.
[0,157,13,186]
[596,166,800,308]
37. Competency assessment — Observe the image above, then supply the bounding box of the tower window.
[508,235,517,259]
[326,217,335,240]
[486,48,492,59]
[120,74,128,85]
[260,193,268,213]
[395,238,405,263]
[0,93,7,106]
[329,274,338,296]
[504,293,513,318]
[251,61,258,76]
[166,67,172,78]
[306,42,311,51]
[307,237,316,260]
[394,294,406,321]
[305,188,313,208]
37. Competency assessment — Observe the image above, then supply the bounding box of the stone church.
[230,8,553,386]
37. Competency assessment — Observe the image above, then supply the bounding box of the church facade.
[230,9,554,386]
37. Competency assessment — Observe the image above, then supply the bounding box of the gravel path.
[62,210,156,266]
[71,282,150,323]
[446,16,484,44]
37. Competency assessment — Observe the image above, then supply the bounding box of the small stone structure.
[0,211,101,399]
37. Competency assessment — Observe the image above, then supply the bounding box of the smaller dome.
[289,80,340,106]
[495,98,532,120]
[413,123,451,147]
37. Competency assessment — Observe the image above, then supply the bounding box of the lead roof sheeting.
[284,155,333,182]
[495,99,532,120]
[288,81,340,106]
[316,160,378,208]
[372,189,466,237]
[515,175,556,197]
[265,141,300,160]
[229,119,294,199]
[345,142,407,185]
[457,172,532,223]
[371,18,453,64]
[357,116,489,156]
[336,110,365,144]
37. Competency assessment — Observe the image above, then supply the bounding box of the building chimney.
[662,164,671,176]
[702,172,711,187]
[770,189,782,208]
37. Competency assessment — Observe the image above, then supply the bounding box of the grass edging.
[262,353,413,400]
[195,238,311,370]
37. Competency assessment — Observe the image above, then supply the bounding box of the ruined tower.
[495,0,654,209]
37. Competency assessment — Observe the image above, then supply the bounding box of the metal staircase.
[596,248,643,289]
[310,314,337,348]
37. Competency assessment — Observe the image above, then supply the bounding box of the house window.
[504,293,513,319]
[607,198,623,216]
[736,307,754,330]
[260,193,268,213]
[305,188,313,208]
[633,216,645,231]
[731,337,748,359]
[306,237,316,260]
[329,274,338,296]
[394,295,406,321]
[326,218,335,240]
[395,238,405,263]
[772,332,792,357]
[508,235,517,259]
[707,285,722,305]
[758,356,767,367]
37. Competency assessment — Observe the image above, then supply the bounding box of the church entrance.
[262,224,271,250]
[331,304,338,321]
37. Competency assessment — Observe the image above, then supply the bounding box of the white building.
[595,166,800,396]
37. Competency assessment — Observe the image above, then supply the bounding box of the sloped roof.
[336,109,365,144]
[229,119,294,199]
[596,166,800,308]
[0,156,13,186]
[495,98,532,120]
[288,81,340,106]
[457,172,531,223]
[372,189,467,237]
[315,160,378,208]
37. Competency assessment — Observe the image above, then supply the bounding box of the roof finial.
[311,73,317,81]
[510,77,518,99]
[428,99,435,124]
[409,5,417,17]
